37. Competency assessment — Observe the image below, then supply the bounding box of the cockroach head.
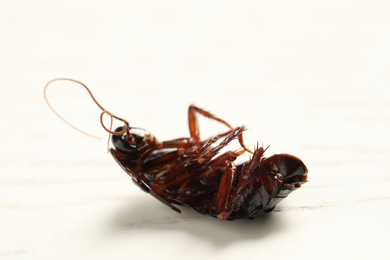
[111,127,153,153]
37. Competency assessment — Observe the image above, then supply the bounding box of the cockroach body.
[110,106,308,220]
[45,79,308,220]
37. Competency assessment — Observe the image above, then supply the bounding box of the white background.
[1,1,390,259]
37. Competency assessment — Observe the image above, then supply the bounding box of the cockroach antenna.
[44,78,131,149]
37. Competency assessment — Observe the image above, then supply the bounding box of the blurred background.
[1,1,389,259]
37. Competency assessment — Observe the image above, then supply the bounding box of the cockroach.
[44,78,308,220]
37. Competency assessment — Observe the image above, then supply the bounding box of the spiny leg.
[196,127,247,163]
[175,150,244,201]
[188,105,253,154]
[213,148,265,220]
[212,145,267,220]
[211,161,238,220]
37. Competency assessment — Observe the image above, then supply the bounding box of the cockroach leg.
[188,105,253,154]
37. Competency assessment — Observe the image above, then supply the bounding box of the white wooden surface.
[1,1,390,259]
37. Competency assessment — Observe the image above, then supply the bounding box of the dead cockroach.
[44,78,308,220]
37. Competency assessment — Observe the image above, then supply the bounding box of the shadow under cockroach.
[108,197,284,248]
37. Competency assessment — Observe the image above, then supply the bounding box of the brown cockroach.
[44,78,308,220]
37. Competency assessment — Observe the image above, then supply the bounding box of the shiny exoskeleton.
[110,105,308,220]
